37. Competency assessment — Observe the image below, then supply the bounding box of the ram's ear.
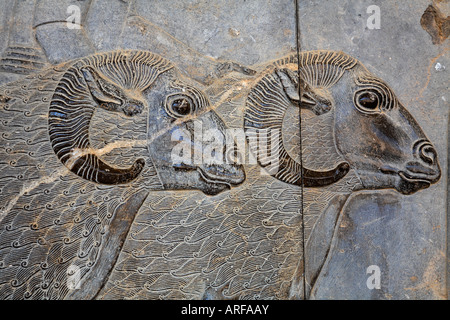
[277,68,332,115]
[276,69,300,101]
[276,69,318,107]
[81,66,123,107]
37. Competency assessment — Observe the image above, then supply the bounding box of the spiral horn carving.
[244,51,357,187]
[48,51,173,184]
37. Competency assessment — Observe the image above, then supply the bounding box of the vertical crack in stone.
[295,0,307,300]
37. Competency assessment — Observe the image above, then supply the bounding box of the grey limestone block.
[0,0,447,300]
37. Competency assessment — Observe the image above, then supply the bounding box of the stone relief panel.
[298,0,448,299]
[0,0,447,300]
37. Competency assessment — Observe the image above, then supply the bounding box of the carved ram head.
[49,50,245,195]
[244,51,441,195]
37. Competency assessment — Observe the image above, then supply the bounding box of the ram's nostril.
[418,144,437,165]
[412,140,437,165]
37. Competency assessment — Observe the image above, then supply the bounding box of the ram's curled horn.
[244,51,357,187]
[48,50,173,185]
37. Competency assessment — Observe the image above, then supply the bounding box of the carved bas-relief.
[0,50,245,299]
[244,51,441,299]
[93,50,441,301]
[0,46,442,300]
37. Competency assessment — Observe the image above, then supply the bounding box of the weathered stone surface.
[299,0,448,299]
[0,0,447,300]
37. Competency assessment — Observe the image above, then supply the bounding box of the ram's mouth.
[197,165,245,186]
[397,171,432,194]
[173,163,245,195]
[379,165,436,195]
[194,165,245,195]
[197,167,231,191]
[173,163,245,186]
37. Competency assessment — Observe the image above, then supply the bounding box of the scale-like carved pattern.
[0,65,159,299]
[98,165,303,300]
[0,48,437,301]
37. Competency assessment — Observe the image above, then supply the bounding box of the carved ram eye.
[165,94,195,118]
[172,98,191,115]
[354,90,381,113]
